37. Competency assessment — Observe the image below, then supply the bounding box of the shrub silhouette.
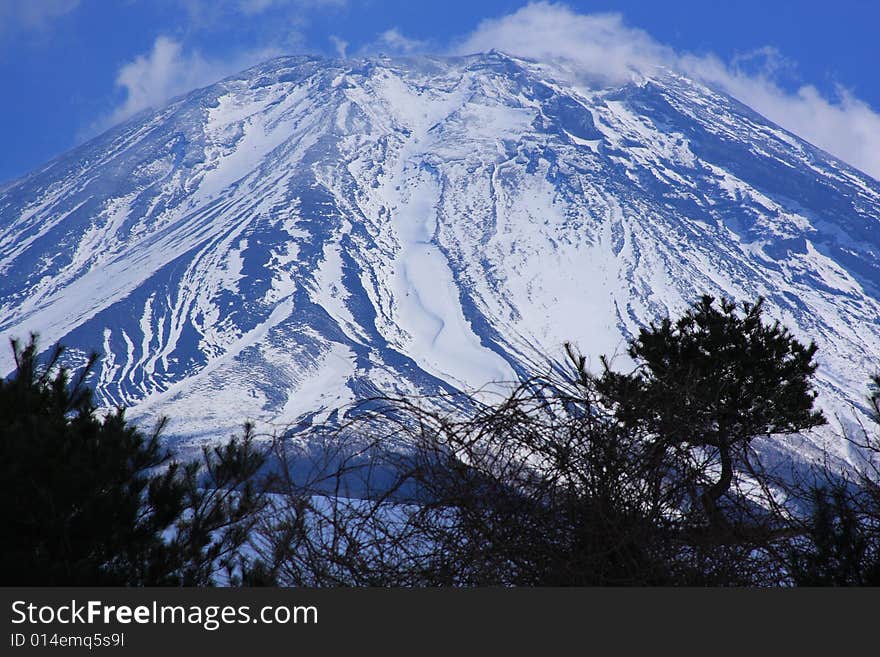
[0,336,268,585]
[254,297,835,585]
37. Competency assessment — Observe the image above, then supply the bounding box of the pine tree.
[595,295,826,526]
[0,336,269,585]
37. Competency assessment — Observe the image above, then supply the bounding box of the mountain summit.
[2,52,879,458]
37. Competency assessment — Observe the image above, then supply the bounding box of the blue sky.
[2,0,879,184]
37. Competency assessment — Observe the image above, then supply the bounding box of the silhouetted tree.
[0,336,269,585]
[595,295,826,531]
[787,484,879,585]
[787,374,880,586]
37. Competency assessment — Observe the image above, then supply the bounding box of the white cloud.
[376,28,428,55]
[237,0,280,14]
[354,27,430,59]
[89,0,346,134]
[237,0,347,15]
[329,35,348,59]
[455,3,669,85]
[177,0,344,22]
[111,37,203,123]
[680,53,880,181]
[0,0,79,32]
[101,36,279,128]
[109,37,216,124]
[261,0,345,9]
[455,2,880,180]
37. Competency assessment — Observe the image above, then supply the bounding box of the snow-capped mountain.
[2,52,880,461]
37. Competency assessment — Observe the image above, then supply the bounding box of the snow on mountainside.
[2,52,880,464]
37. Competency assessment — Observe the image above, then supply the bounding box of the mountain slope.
[2,52,879,461]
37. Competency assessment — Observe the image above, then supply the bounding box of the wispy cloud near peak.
[455,3,669,84]
[454,1,880,180]
[91,36,278,134]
